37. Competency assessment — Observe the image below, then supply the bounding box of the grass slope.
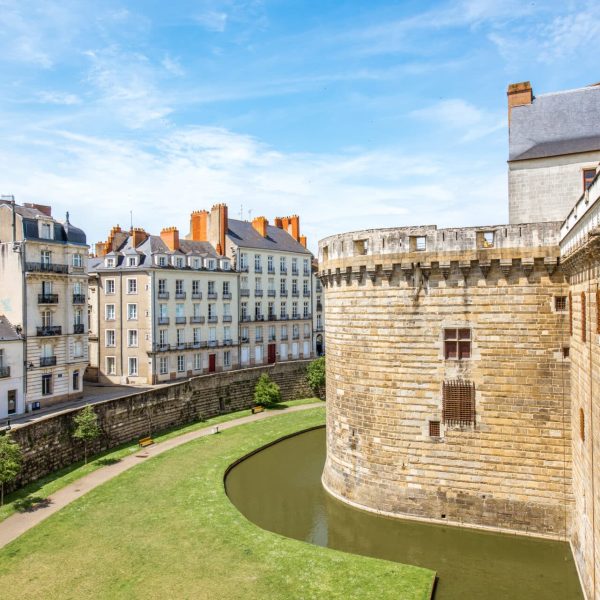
[0,407,434,600]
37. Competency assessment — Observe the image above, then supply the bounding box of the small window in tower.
[442,380,476,426]
[429,420,441,437]
[410,236,427,252]
[583,168,596,190]
[562,346,570,359]
[554,296,567,312]
[444,328,471,360]
[353,239,368,255]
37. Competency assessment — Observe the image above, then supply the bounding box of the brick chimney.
[25,203,52,217]
[130,227,149,248]
[274,217,284,229]
[252,216,269,237]
[106,225,128,252]
[160,226,180,251]
[507,81,532,125]
[190,210,209,242]
[299,235,307,248]
[288,215,300,241]
[95,241,108,257]
[209,203,228,255]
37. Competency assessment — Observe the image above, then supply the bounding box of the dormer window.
[193,258,201,269]
[106,258,115,268]
[157,256,166,267]
[40,222,53,240]
[127,257,137,267]
[221,260,230,271]
[176,257,184,268]
[208,259,216,270]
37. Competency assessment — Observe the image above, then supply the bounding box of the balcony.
[222,292,232,300]
[26,262,68,274]
[304,333,311,339]
[268,267,276,274]
[304,313,312,320]
[316,325,323,332]
[192,292,202,300]
[317,303,323,312]
[223,315,232,323]
[292,291,300,297]
[303,291,311,298]
[73,324,84,334]
[37,326,62,337]
[293,334,300,340]
[38,293,59,304]
[175,292,186,300]
[208,340,218,348]
[280,268,287,275]
[281,334,288,341]
[223,338,233,346]
[239,265,249,272]
[292,315,301,320]
[292,269,299,276]
[254,266,263,273]
[267,289,276,297]
[158,291,169,299]
[280,289,289,296]
[268,314,278,321]
[190,316,205,324]
[268,336,276,342]
[280,314,289,320]
[175,316,187,324]
[241,315,252,322]
[207,292,218,300]
[255,338,263,344]
[304,270,311,277]
[208,316,218,323]
[176,342,186,350]
[0,366,10,378]
[158,317,170,325]
[240,289,250,297]
[240,337,249,344]
[157,344,170,352]
[40,356,57,367]
[73,294,86,304]
[255,315,264,322]
[254,290,263,297]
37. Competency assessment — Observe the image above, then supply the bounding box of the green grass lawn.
[0,406,435,600]
[0,398,321,523]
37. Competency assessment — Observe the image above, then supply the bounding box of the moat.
[226,427,582,600]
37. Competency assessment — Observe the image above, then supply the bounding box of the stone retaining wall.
[8,360,315,492]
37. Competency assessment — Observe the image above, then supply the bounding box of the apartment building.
[186,205,315,366]
[0,199,89,410]
[0,315,24,419]
[89,225,238,384]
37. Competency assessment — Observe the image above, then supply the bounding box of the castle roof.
[226,218,311,254]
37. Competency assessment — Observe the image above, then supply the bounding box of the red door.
[209,354,216,373]
[268,344,276,364]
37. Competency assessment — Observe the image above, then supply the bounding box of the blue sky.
[1,0,598,251]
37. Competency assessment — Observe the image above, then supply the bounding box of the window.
[582,292,587,342]
[224,350,231,367]
[41,310,52,327]
[127,304,137,320]
[207,259,216,270]
[303,279,309,294]
[106,257,115,268]
[562,346,570,359]
[73,370,80,391]
[209,327,217,342]
[127,256,137,267]
[105,330,115,347]
[429,421,440,437]
[159,304,168,318]
[177,355,185,372]
[280,256,287,273]
[280,279,286,294]
[584,168,596,190]
[442,380,476,426]
[223,281,230,295]
[254,254,261,271]
[268,256,274,272]
[292,279,298,294]
[256,326,263,341]
[241,326,249,341]
[304,258,310,275]
[303,301,309,318]
[177,329,185,344]
[158,256,167,267]
[41,250,51,266]
[105,304,115,320]
[292,257,298,274]
[7,390,16,415]
[193,258,201,269]
[292,302,298,318]
[192,280,201,296]
[224,303,231,317]
[208,281,216,295]
[159,329,168,346]
[176,303,184,318]
[240,253,248,270]
[74,308,83,325]
[354,239,368,255]
[176,280,184,295]
[158,279,167,294]
[241,301,248,319]
[106,356,116,375]
[127,279,137,294]
[41,223,52,240]
[72,253,83,267]
[554,296,567,312]
[269,325,276,341]
[159,356,169,374]
[105,279,115,295]
[193,303,201,317]
[255,302,262,319]
[128,330,138,347]
[208,304,216,319]
[73,341,83,358]
[128,357,138,376]
[193,328,201,343]
[255,277,262,292]
[409,236,426,252]
[444,328,471,360]
[580,408,585,441]
[42,374,52,395]
[176,257,184,268]
[194,354,202,370]
[281,301,287,318]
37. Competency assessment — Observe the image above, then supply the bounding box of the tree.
[254,374,281,407]
[307,357,326,399]
[0,435,22,506]
[73,405,101,464]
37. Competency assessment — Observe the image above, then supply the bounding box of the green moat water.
[226,427,582,600]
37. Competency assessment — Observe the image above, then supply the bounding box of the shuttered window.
[444,329,471,360]
[442,380,476,426]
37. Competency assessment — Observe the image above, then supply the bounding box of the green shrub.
[307,357,326,398]
[253,374,282,407]
[73,405,101,464]
[0,435,22,506]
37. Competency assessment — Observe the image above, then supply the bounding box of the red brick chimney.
[25,203,52,217]
[274,217,284,229]
[210,204,228,255]
[252,216,268,237]
[507,81,532,125]
[130,227,149,248]
[288,215,300,241]
[299,235,307,248]
[190,210,209,241]
[160,226,180,251]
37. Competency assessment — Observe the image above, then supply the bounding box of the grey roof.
[0,315,20,341]
[509,85,600,161]
[226,218,311,254]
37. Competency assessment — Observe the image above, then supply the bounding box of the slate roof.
[509,85,600,161]
[226,218,311,254]
[0,315,20,341]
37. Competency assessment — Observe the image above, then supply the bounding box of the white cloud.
[195,10,228,32]
[162,55,185,77]
[37,91,81,105]
[0,125,507,251]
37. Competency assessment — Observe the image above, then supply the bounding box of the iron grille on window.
[444,328,471,360]
[554,296,567,312]
[442,380,476,426]
[429,421,441,437]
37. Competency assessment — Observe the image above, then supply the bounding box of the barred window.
[429,421,441,437]
[581,292,587,342]
[442,380,476,426]
[444,328,471,360]
[554,296,567,312]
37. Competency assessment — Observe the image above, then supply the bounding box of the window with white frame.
[72,253,83,267]
[292,257,298,273]
[280,256,286,272]
[224,350,231,367]
[177,329,185,344]
[254,254,261,271]
[128,357,138,376]
[106,356,116,375]
[209,327,217,342]
[105,304,115,320]
[304,323,310,335]
[105,330,115,347]
[303,302,309,318]
[223,280,230,295]
[159,304,168,318]
[208,280,215,295]
[292,302,298,318]
[240,253,248,269]
[280,301,287,318]
[127,303,137,320]
[159,356,169,374]
[41,250,51,266]
[268,256,274,272]
[175,279,184,295]
[106,257,115,268]
[41,310,52,327]
[158,279,167,294]
[224,326,231,341]
[255,277,262,292]
[74,308,83,326]
[127,256,137,267]
[176,304,184,318]
[292,279,298,294]
[193,258,201,269]
[128,330,138,347]
[241,301,248,319]
[193,328,201,343]
[176,257,184,268]
[194,354,202,370]
[256,326,263,341]
[303,258,310,275]
[207,259,216,270]
[224,303,231,317]
[41,223,52,239]
[192,280,200,295]
[193,303,201,317]
[280,278,286,294]
[158,256,167,266]
[303,279,309,294]
[105,279,115,294]
[159,329,168,346]
[127,278,137,294]
[177,355,185,372]
[73,341,83,358]
[208,304,216,318]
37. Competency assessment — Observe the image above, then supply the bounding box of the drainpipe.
[151,269,156,384]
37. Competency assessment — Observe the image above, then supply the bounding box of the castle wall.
[319,223,572,538]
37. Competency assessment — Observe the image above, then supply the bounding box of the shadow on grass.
[14,496,52,513]
[95,457,121,466]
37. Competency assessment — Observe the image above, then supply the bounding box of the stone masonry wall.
[319,223,572,538]
[562,241,600,600]
[8,360,314,492]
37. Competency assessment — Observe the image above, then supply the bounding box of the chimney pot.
[252,216,269,237]
[507,81,533,125]
[160,226,180,251]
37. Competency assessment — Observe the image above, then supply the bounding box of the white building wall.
[0,340,24,419]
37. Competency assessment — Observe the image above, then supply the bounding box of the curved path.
[0,402,323,550]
